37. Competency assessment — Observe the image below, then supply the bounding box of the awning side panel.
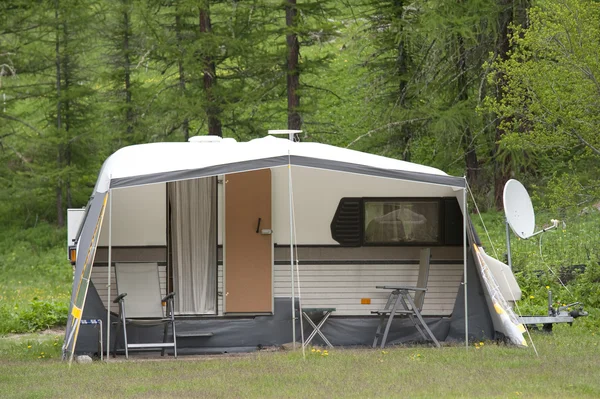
[63,193,108,360]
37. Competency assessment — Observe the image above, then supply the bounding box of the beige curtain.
[169,178,217,314]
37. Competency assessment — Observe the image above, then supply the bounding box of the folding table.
[302,307,336,348]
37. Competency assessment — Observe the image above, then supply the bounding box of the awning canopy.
[94,136,465,193]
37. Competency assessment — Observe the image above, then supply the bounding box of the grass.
[0,326,599,398]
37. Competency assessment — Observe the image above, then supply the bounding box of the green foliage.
[19,299,69,333]
[0,223,72,335]
[485,0,600,206]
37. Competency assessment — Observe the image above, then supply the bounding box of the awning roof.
[94,136,465,193]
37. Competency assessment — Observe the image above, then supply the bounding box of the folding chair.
[112,262,177,359]
[372,248,441,348]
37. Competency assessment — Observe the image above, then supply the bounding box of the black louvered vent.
[443,197,464,246]
[330,198,362,246]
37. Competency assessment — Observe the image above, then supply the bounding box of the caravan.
[63,135,525,360]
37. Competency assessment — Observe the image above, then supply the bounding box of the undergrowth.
[0,223,72,334]
[472,209,600,324]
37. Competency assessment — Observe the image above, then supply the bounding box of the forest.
[1,0,600,227]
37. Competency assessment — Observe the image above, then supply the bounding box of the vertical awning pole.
[106,188,112,361]
[288,161,296,349]
[463,182,469,350]
[267,130,302,350]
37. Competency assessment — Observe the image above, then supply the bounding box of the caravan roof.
[94,136,464,193]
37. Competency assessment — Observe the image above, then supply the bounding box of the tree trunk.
[55,1,64,227]
[457,34,479,186]
[285,0,301,133]
[493,0,514,210]
[394,0,411,160]
[123,0,133,135]
[175,12,189,141]
[63,11,72,212]
[199,4,222,137]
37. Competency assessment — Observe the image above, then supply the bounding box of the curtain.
[169,178,217,314]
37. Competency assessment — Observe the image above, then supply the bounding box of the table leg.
[312,312,334,348]
[303,313,321,347]
[99,321,103,362]
[303,312,334,348]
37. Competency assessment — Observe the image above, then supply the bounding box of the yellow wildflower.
[546,286,550,289]
[316,349,321,353]
[479,342,484,346]
[27,345,32,349]
[311,348,316,353]
[529,295,535,299]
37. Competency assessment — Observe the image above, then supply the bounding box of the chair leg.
[404,292,441,348]
[120,307,129,359]
[113,319,121,358]
[172,319,177,359]
[372,314,386,348]
[380,292,402,349]
[161,322,168,357]
[399,294,428,341]
[373,291,398,348]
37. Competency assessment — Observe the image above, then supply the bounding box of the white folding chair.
[113,263,177,359]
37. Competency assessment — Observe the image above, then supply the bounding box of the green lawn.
[1,325,599,398]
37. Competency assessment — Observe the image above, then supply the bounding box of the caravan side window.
[363,199,441,245]
[331,197,461,246]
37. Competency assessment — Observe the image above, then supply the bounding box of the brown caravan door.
[224,169,273,313]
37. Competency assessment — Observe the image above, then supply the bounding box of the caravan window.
[364,199,441,245]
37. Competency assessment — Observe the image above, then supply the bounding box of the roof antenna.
[268,129,303,142]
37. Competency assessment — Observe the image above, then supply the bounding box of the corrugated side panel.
[274,263,463,316]
[91,265,167,314]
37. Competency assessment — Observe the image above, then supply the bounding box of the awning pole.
[463,182,468,350]
[289,162,296,349]
[106,188,112,361]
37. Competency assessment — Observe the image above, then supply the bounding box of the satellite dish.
[503,179,535,239]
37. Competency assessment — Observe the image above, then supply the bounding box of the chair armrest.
[376,285,427,292]
[113,293,127,303]
[162,292,176,302]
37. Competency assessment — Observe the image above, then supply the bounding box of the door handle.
[256,217,262,233]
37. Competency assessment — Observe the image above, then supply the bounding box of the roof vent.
[188,135,222,143]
